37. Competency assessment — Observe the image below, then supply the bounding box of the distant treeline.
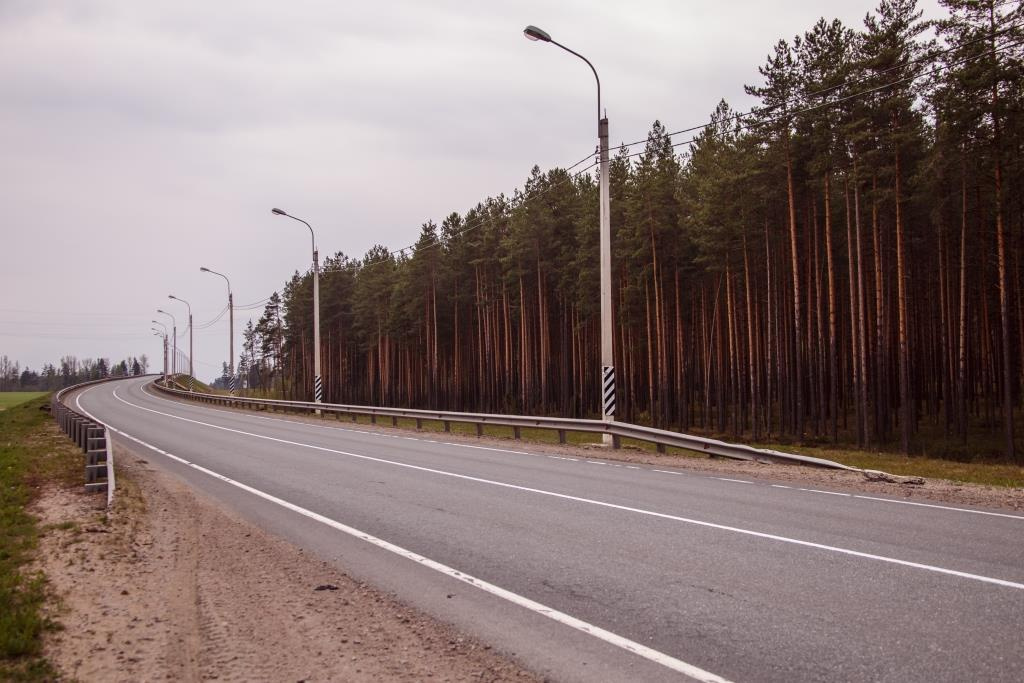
[239,0,1024,460]
[0,354,148,391]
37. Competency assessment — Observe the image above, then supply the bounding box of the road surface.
[76,377,1024,682]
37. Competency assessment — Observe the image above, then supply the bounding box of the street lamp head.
[156,309,166,314]
[168,294,176,300]
[271,207,287,216]
[200,267,210,272]
[524,25,551,42]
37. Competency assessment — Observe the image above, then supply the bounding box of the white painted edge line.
[108,384,1024,592]
[715,478,754,485]
[849,494,1024,520]
[80,385,730,682]
[70,389,116,505]
[142,382,1024,523]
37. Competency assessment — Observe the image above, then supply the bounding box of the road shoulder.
[32,445,540,682]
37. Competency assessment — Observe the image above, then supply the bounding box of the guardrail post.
[656,443,666,454]
[415,418,422,429]
[612,434,621,449]
[475,423,483,437]
[513,426,521,440]
[391,416,398,427]
[443,420,451,433]
[558,429,567,444]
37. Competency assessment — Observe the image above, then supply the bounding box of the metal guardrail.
[152,381,857,471]
[53,377,123,505]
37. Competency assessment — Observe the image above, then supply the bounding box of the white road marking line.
[716,478,754,484]
[586,460,607,465]
[137,384,1024,522]
[82,386,730,682]
[798,488,851,497]
[105,385,1024,592]
[850,494,1024,520]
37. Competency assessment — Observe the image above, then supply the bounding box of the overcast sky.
[0,0,945,381]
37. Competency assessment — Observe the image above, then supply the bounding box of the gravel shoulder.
[31,447,540,682]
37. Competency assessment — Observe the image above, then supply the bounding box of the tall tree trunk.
[824,173,838,442]
[894,135,912,453]
[991,5,1016,461]
[785,137,804,437]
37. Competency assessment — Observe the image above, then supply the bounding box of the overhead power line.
[616,19,1024,151]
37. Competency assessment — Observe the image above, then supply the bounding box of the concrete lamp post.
[524,24,615,436]
[200,267,235,395]
[155,309,177,376]
[168,295,194,391]
[271,207,322,408]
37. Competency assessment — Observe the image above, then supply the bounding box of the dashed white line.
[716,478,754,485]
[799,488,851,497]
[137,382,1024,522]
[97,384,1024,592]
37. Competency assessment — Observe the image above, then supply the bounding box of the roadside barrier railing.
[152,380,856,471]
[52,377,127,506]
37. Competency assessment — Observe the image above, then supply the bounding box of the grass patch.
[0,394,79,680]
[169,375,215,394]
[0,393,48,412]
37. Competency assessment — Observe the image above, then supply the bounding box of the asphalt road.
[76,377,1024,682]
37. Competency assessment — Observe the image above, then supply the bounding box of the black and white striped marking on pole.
[602,365,616,417]
[314,375,323,403]
[228,375,237,396]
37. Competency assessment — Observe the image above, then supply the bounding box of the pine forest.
[239,0,1024,461]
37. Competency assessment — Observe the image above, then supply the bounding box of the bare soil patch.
[31,453,539,682]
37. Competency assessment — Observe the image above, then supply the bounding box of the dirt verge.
[32,452,540,682]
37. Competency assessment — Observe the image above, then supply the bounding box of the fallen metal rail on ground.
[152,380,856,471]
[52,377,126,505]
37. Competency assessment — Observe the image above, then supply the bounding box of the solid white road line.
[79,385,730,682]
[104,384,1024,592]
[849,494,1024,520]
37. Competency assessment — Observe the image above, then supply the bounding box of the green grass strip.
[0,396,62,680]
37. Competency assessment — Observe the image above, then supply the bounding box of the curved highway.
[76,377,1024,682]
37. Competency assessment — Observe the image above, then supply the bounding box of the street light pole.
[524,25,615,436]
[168,295,194,390]
[201,267,235,395]
[156,309,177,376]
[272,208,322,408]
[151,327,168,382]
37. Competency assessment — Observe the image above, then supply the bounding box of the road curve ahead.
[77,377,1024,682]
